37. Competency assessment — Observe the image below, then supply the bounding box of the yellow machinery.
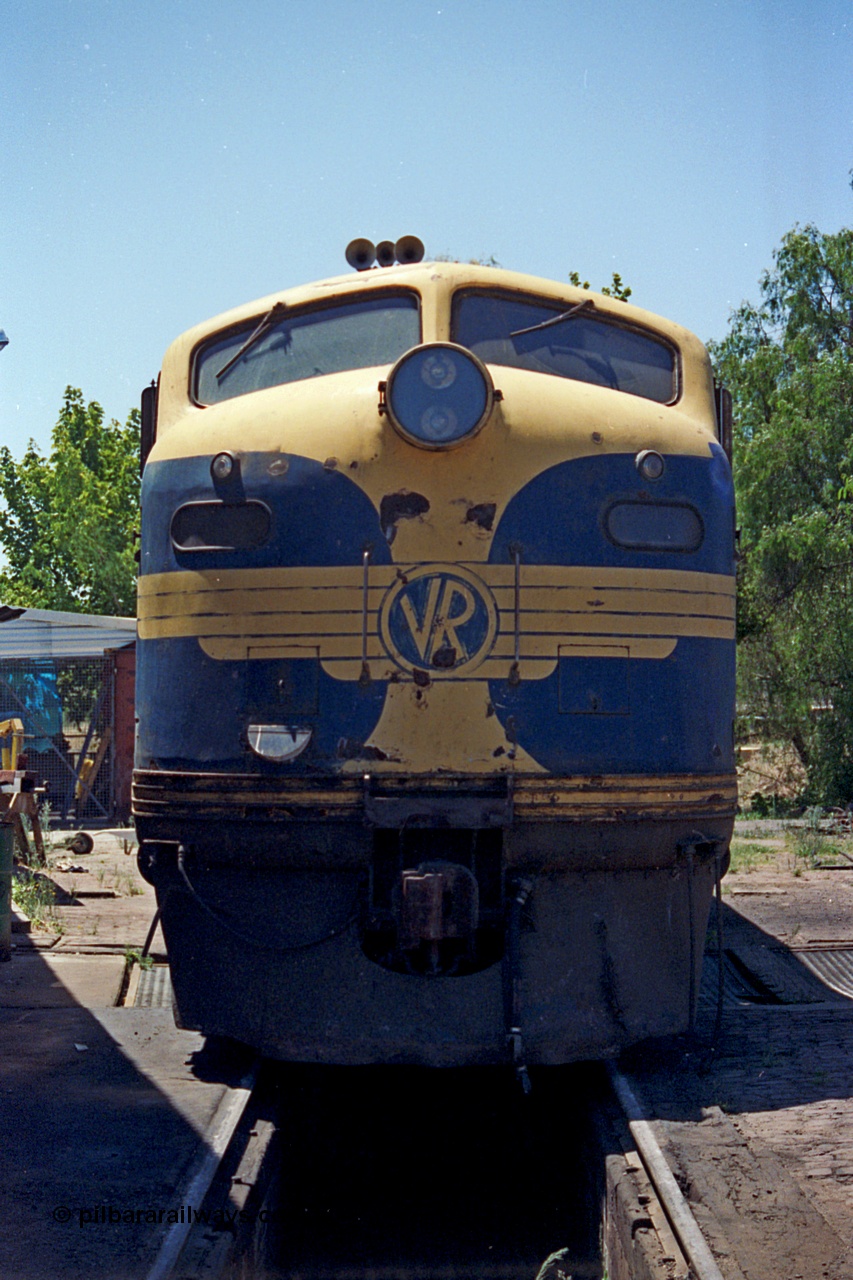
[0,719,45,863]
[0,719,24,771]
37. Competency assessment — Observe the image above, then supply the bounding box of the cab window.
[195,292,421,405]
[452,290,676,403]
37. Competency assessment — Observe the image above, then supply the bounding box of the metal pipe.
[711,848,725,1049]
[360,548,371,684]
[686,846,696,1033]
[607,1063,726,1280]
[505,877,533,1093]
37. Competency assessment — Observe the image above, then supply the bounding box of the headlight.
[384,343,494,449]
[247,725,312,762]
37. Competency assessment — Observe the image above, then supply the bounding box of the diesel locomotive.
[134,238,736,1068]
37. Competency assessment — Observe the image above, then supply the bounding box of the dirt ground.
[726,819,853,943]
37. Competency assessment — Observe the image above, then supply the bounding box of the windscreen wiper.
[216,301,288,381]
[510,298,594,339]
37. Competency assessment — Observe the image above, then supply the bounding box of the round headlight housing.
[385,343,494,449]
[635,449,665,481]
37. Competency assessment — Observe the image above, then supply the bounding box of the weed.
[804,804,825,831]
[124,946,154,972]
[786,826,840,869]
[111,868,143,897]
[728,839,775,874]
[11,867,62,931]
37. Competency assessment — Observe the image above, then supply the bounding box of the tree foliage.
[0,388,139,617]
[710,220,853,803]
[569,270,632,302]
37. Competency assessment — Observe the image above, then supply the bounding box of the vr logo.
[399,577,476,666]
[380,565,497,677]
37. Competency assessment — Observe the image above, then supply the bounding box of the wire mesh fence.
[0,656,118,826]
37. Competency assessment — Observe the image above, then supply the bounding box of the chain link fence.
[0,655,119,826]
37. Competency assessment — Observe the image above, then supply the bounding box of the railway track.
[143,1053,729,1280]
[142,1055,277,1280]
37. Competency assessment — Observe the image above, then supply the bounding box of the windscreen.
[195,292,421,405]
[452,291,676,403]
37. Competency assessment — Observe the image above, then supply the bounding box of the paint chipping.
[380,491,430,544]
[464,502,497,531]
[336,737,388,762]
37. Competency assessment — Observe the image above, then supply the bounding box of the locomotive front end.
[134,258,736,1066]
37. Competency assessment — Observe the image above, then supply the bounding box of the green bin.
[0,822,13,962]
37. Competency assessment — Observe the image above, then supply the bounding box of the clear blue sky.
[1,0,851,456]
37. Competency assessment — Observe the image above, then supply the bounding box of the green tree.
[569,270,632,302]
[710,219,853,802]
[0,388,139,617]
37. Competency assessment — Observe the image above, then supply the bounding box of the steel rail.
[607,1062,725,1280]
[144,1061,258,1280]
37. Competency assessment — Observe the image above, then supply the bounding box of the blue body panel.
[137,453,390,771]
[487,445,736,774]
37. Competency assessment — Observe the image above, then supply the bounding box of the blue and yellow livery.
[134,243,736,1067]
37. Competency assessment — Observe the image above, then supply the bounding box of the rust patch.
[431,645,457,669]
[413,668,431,688]
[380,491,430,543]
[464,502,497,531]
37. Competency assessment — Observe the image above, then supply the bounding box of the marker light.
[385,343,494,449]
[635,449,665,481]
[211,451,236,482]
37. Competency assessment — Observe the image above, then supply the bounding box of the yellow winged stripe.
[137,563,734,680]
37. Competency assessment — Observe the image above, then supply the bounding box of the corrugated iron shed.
[0,605,135,659]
